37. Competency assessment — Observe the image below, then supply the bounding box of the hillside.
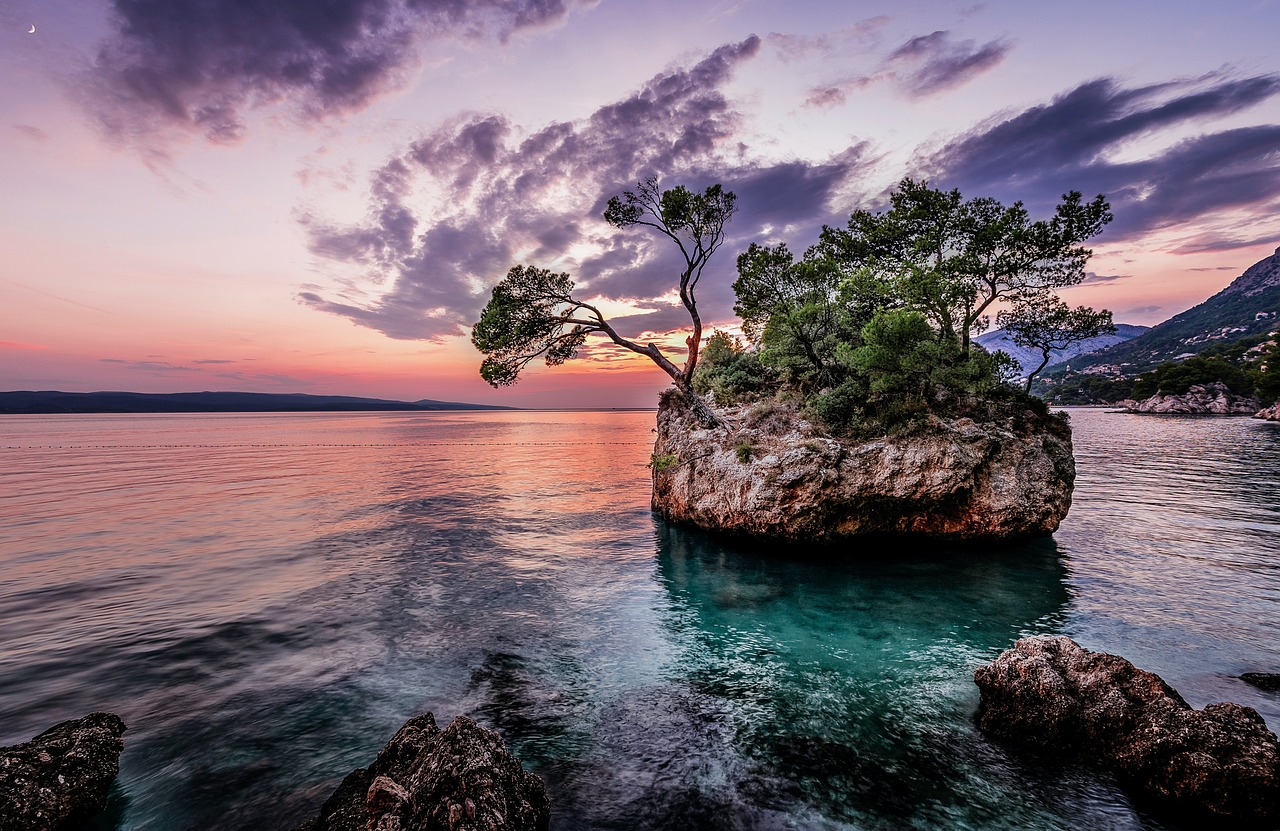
[976,324,1150,377]
[1059,246,1280,374]
[0,391,516,414]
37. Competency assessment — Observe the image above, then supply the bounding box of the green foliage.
[1255,340,1280,403]
[998,295,1115,391]
[471,265,587,387]
[691,330,775,405]
[734,442,753,463]
[649,453,678,472]
[812,178,1112,348]
[1034,373,1135,404]
[1132,356,1254,397]
[729,178,1112,434]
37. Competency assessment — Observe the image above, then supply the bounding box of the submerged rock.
[1242,673,1280,692]
[1120,381,1261,414]
[974,636,1280,824]
[0,712,126,831]
[650,395,1074,543]
[294,713,549,831]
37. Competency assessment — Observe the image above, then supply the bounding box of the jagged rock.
[1242,673,1280,692]
[650,395,1074,543]
[1255,402,1280,422]
[1123,382,1261,414]
[0,712,126,831]
[975,636,1280,824]
[294,714,549,831]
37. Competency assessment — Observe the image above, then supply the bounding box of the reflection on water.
[1,410,1278,830]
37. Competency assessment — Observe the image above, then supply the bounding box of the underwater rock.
[0,712,126,831]
[294,713,548,831]
[1242,673,1280,692]
[651,394,1074,543]
[975,636,1280,824]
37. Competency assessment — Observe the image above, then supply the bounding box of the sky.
[1,0,1278,408]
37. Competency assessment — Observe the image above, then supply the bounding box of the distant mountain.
[976,324,1150,377]
[0,390,516,414]
[1060,246,1280,374]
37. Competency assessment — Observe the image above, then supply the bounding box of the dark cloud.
[301,37,871,342]
[1122,305,1164,317]
[1078,272,1130,285]
[1188,266,1240,271]
[85,0,592,143]
[1171,232,1280,255]
[887,30,1010,98]
[192,359,236,364]
[805,29,1009,108]
[923,74,1280,242]
[99,358,198,372]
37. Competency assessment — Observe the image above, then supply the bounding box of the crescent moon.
[28,24,36,34]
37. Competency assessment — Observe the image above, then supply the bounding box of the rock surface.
[294,713,549,831]
[975,636,1280,823]
[1242,673,1280,692]
[0,712,126,831]
[650,395,1074,543]
[1256,401,1280,422]
[1120,381,1261,414]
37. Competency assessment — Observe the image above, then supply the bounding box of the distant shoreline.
[0,390,518,415]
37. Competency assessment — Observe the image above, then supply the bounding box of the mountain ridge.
[976,324,1150,377]
[1056,246,1280,374]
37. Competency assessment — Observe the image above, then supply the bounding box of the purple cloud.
[301,37,869,342]
[84,0,592,144]
[805,29,1010,108]
[922,74,1280,242]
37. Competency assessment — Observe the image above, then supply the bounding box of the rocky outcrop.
[1242,673,1280,692]
[0,712,126,831]
[974,636,1280,824]
[1255,401,1280,421]
[1120,382,1261,414]
[294,713,549,831]
[651,395,1074,543]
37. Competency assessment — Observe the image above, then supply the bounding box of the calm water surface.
[2,409,1279,830]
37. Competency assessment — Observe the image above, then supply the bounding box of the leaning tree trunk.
[674,380,720,428]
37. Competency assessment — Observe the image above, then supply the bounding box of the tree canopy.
[472,177,737,425]
[998,297,1115,391]
[700,178,1113,434]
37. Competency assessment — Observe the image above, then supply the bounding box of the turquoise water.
[1,409,1278,829]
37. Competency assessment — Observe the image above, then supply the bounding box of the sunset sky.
[2,0,1278,408]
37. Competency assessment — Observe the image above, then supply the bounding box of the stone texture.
[294,713,549,831]
[1242,673,1280,692]
[0,712,126,831]
[975,636,1280,823]
[1255,401,1280,422]
[650,395,1074,543]
[1120,382,1261,414]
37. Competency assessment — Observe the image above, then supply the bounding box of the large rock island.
[651,394,1074,543]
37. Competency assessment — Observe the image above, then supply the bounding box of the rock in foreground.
[975,636,1280,824]
[1256,401,1280,422]
[0,712,126,831]
[1120,381,1261,414]
[651,395,1074,543]
[294,714,548,831]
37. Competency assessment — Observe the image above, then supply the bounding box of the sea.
[1,408,1278,830]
